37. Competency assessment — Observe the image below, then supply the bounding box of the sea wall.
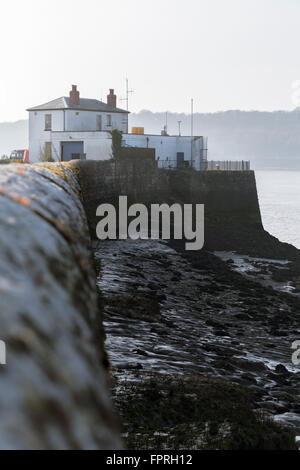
[72,158,266,254]
[0,163,122,450]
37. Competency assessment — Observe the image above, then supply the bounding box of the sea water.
[255,170,300,249]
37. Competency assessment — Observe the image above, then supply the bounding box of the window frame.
[45,114,52,131]
[106,114,112,127]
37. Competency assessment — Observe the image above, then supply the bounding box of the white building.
[28,86,129,162]
[27,85,208,170]
[122,134,208,171]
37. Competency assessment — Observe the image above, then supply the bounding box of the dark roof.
[27,96,129,114]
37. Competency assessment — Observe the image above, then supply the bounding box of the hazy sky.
[1,0,300,121]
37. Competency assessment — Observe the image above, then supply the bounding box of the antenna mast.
[120,78,134,112]
[178,120,182,136]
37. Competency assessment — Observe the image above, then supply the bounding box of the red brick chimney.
[69,85,80,105]
[107,89,117,108]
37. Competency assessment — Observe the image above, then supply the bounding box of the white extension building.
[122,134,208,171]
[27,85,208,170]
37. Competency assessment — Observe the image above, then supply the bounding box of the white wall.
[65,110,128,133]
[122,134,206,169]
[29,110,64,162]
[29,108,128,162]
[50,131,112,162]
[192,137,203,171]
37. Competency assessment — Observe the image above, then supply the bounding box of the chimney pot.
[70,84,80,105]
[107,89,117,108]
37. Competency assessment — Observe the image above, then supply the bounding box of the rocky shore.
[94,237,300,449]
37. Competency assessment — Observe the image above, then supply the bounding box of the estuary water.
[255,170,300,249]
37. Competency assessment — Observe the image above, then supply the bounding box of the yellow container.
[131,127,145,135]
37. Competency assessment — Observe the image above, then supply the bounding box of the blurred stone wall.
[0,163,122,450]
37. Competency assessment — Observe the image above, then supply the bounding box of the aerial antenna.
[120,78,134,111]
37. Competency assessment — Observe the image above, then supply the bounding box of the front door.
[61,142,84,161]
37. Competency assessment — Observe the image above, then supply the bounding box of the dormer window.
[106,114,112,127]
[45,114,52,131]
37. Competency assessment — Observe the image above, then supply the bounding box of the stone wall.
[73,159,267,254]
[0,163,122,449]
[74,157,300,260]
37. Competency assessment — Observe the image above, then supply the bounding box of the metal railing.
[206,160,250,171]
[157,159,196,170]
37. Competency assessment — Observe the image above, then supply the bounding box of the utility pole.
[178,121,182,136]
[162,112,168,136]
[191,98,194,137]
[190,99,194,169]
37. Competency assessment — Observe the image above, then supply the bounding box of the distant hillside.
[2,110,300,169]
[129,109,300,170]
[0,120,28,157]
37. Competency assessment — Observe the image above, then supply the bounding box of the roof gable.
[27,97,129,114]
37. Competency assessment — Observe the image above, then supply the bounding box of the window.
[10,151,24,161]
[96,115,102,131]
[106,114,112,127]
[45,114,52,131]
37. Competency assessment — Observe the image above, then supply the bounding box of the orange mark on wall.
[11,194,31,207]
